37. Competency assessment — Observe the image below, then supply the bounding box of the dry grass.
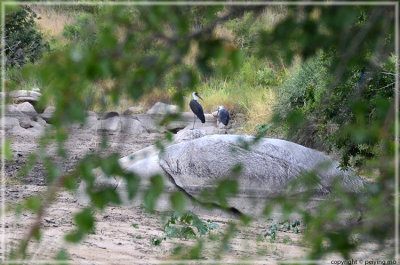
[197,84,277,133]
[33,6,76,41]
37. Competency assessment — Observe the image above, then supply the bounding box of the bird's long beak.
[197,95,204,101]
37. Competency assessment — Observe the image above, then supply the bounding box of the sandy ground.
[2,129,391,264]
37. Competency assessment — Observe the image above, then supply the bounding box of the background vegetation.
[4,3,397,262]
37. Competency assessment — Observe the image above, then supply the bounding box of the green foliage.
[5,6,49,68]
[150,237,164,246]
[62,12,97,46]
[55,248,69,265]
[274,52,395,169]
[227,11,259,51]
[164,211,217,240]
[264,220,301,243]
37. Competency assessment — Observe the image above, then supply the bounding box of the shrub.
[62,12,97,46]
[5,6,49,68]
[273,52,395,168]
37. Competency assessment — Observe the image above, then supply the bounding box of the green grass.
[194,56,286,133]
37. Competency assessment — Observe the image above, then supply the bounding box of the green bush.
[273,52,395,169]
[5,6,49,68]
[62,12,98,46]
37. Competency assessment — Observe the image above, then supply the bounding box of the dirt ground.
[2,129,390,264]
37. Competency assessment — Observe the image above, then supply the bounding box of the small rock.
[147,102,178,115]
[134,114,159,133]
[19,118,32,129]
[16,102,37,120]
[120,117,146,135]
[41,106,55,122]
[98,116,121,132]
[84,115,98,130]
[36,117,47,126]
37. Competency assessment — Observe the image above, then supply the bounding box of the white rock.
[16,102,37,119]
[8,90,41,103]
[147,102,178,115]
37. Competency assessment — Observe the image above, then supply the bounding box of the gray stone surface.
[120,116,146,135]
[158,135,365,215]
[36,117,48,126]
[134,114,159,133]
[174,128,206,143]
[41,106,55,122]
[0,117,20,130]
[19,118,32,129]
[101,111,119,120]
[78,133,365,216]
[147,102,178,115]
[8,90,41,104]
[98,116,121,132]
[84,115,98,130]
[16,102,37,120]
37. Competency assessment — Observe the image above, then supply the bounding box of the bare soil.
[3,129,389,264]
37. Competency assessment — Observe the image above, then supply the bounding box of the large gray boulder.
[158,135,365,215]
[160,135,364,195]
[78,133,365,216]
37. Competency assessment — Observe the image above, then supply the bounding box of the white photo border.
[1,1,398,264]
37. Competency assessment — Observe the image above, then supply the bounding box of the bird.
[189,92,205,129]
[218,105,230,134]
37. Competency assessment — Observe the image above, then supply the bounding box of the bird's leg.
[192,114,196,130]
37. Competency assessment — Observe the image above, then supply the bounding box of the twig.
[370,82,395,91]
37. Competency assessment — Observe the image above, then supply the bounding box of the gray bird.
[218,105,230,134]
